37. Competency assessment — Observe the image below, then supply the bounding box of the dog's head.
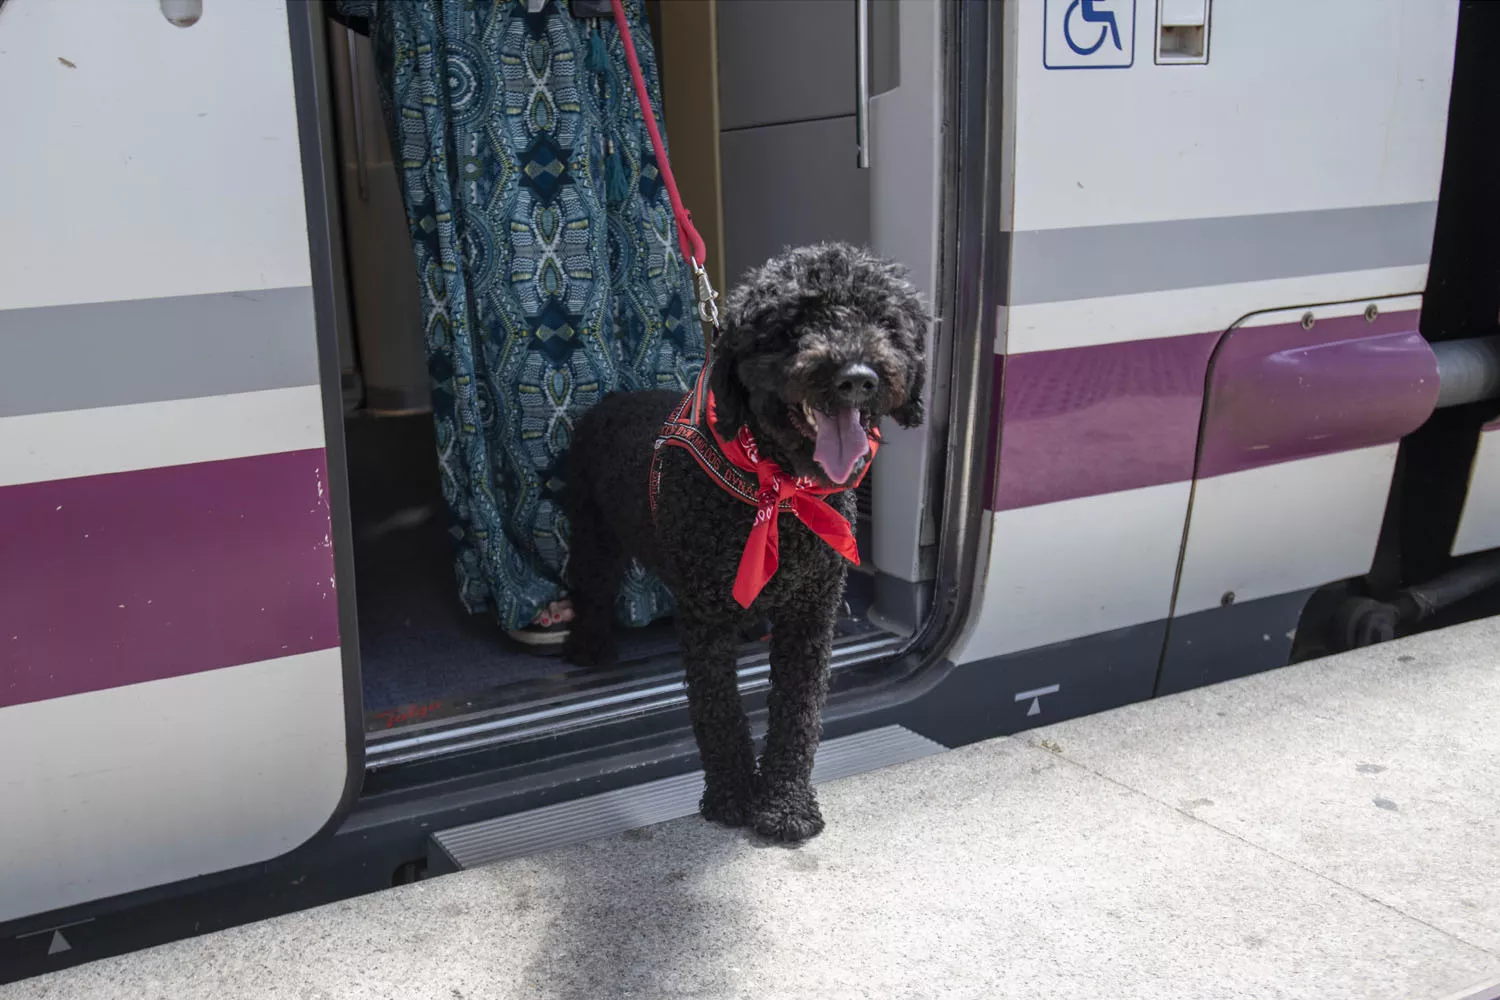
[709,243,929,488]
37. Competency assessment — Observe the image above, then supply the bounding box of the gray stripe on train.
[0,285,319,418]
[1009,201,1438,306]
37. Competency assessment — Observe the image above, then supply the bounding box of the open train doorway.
[315,0,957,768]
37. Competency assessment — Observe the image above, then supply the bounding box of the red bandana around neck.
[648,368,879,608]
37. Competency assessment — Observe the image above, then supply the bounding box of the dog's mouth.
[791,401,870,486]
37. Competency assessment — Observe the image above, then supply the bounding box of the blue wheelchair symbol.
[1064,0,1123,56]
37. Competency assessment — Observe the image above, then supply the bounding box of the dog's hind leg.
[679,612,758,827]
[754,584,842,843]
[560,493,624,666]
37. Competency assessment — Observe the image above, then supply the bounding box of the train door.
[0,0,361,929]
[951,0,1460,727]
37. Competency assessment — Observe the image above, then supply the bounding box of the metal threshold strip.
[364,632,906,769]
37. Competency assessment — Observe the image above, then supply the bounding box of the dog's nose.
[834,363,879,406]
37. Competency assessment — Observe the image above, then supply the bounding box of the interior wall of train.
[5,0,1500,977]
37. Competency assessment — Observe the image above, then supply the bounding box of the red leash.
[609,0,719,328]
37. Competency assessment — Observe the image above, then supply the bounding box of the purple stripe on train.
[992,332,1218,510]
[1,449,340,709]
[990,309,1434,510]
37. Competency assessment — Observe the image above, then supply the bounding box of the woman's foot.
[506,599,574,648]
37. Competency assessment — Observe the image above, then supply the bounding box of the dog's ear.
[892,357,926,429]
[890,296,930,429]
[708,332,752,438]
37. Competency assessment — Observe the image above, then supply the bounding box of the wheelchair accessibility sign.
[1043,0,1135,69]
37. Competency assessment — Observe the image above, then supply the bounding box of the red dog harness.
[648,363,879,608]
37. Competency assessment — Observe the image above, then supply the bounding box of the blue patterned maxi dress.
[337,0,703,630]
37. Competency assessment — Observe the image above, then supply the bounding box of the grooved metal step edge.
[430,725,947,871]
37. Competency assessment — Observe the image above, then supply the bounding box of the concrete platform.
[7,618,1500,1000]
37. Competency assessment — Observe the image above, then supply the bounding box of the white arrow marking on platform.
[48,931,70,956]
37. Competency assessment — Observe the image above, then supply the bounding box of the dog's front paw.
[700,783,755,828]
[752,788,825,843]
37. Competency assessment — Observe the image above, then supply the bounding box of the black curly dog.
[564,243,929,842]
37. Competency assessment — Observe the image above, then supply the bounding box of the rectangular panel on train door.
[0,0,356,927]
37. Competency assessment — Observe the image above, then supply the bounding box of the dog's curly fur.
[563,243,929,842]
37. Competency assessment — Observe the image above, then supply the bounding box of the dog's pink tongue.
[813,408,869,484]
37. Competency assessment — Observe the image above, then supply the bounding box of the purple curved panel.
[992,332,1219,510]
[1196,309,1437,479]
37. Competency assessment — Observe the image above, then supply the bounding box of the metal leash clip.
[692,259,721,330]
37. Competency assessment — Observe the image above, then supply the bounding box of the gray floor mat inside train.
[345,414,677,716]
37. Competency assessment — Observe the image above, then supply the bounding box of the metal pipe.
[855,0,871,169]
[1400,551,1500,621]
[1432,334,1500,408]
